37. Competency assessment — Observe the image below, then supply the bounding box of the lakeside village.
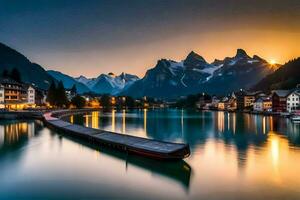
[0,68,299,119]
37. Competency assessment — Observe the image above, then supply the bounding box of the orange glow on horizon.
[45,29,300,78]
[269,59,277,65]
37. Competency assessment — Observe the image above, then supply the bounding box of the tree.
[56,81,69,107]
[125,96,135,108]
[70,84,77,96]
[10,68,21,82]
[175,94,202,108]
[2,69,9,78]
[46,81,57,107]
[71,95,86,108]
[100,94,111,108]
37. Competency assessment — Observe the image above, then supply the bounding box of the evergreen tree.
[2,69,9,78]
[70,84,77,96]
[71,95,86,108]
[10,68,21,82]
[100,94,111,108]
[125,96,135,108]
[46,81,57,107]
[56,81,69,107]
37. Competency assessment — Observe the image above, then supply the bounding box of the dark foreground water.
[1,109,300,200]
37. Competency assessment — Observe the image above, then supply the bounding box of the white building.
[287,90,300,113]
[0,85,4,109]
[27,85,35,105]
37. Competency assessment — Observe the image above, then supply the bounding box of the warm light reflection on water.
[0,121,36,146]
[1,110,300,199]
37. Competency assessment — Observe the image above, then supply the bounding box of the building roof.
[272,90,291,97]
[287,90,300,97]
[0,78,22,85]
[255,96,271,103]
[234,90,261,97]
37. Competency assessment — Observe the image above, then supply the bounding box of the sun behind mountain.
[269,59,276,65]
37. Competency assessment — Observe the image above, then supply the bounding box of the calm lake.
[1,109,300,199]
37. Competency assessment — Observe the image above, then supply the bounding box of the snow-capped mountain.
[47,70,91,94]
[74,75,98,89]
[75,75,91,85]
[76,72,139,94]
[121,49,280,98]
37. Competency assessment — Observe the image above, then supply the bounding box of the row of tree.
[174,93,212,108]
[47,81,86,108]
[1,68,22,82]
[46,81,69,107]
[99,95,160,109]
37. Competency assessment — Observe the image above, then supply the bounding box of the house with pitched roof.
[271,90,291,113]
[287,90,300,113]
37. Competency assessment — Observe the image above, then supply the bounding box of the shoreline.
[0,108,294,120]
[198,108,292,118]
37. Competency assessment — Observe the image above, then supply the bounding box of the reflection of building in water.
[227,113,230,131]
[236,150,248,172]
[217,111,225,133]
[181,109,184,137]
[0,121,35,146]
[269,116,274,131]
[144,109,147,132]
[262,117,266,134]
[85,114,89,127]
[0,125,4,146]
[215,112,277,136]
[27,122,35,138]
[92,111,99,129]
[286,122,300,146]
[232,113,236,134]
[111,109,116,132]
[122,109,126,133]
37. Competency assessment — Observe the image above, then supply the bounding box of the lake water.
[1,109,300,199]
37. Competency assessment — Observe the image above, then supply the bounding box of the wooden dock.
[43,111,190,160]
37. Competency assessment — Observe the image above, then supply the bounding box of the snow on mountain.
[76,72,139,94]
[49,48,279,98]
[202,64,224,81]
[75,75,90,85]
[121,49,279,98]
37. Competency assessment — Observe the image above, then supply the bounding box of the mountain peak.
[253,55,266,62]
[235,49,249,58]
[212,59,224,66]
[77,75,87,79]
[186,51,206,62]
[108,72,116,77]
[184,51,208,69]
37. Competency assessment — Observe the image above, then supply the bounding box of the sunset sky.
[0,0,300,78]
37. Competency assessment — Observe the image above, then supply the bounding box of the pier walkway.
[43,110,190,160]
